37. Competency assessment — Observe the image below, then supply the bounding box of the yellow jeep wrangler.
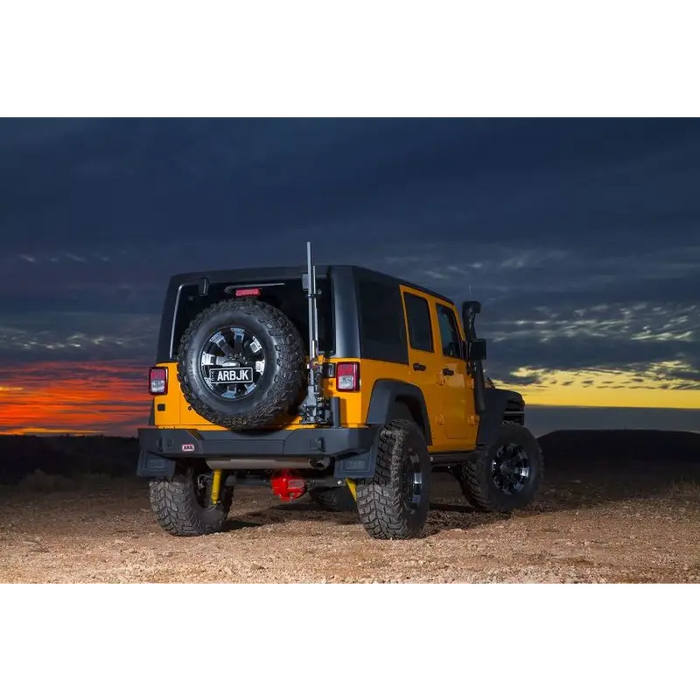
[137,244,543,539]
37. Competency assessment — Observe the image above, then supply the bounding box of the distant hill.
[0,430,698,486]
[538,430,700,467]
[0,435,139,485]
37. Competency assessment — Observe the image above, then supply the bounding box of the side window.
[437,304,462,358]
[403,292,434,353]
[356,274,409,364]
[358,278,406,347]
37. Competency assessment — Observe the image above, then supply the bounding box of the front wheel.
[149,464,233,536]
[455,423,543,513]
[356,419,432,540]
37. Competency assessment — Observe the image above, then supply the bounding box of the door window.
[437,304,462,358]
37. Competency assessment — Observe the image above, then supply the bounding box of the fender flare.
[366,379,432,445]
[477,387,524,446]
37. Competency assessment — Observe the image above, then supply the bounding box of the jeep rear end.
[138,246,394,514]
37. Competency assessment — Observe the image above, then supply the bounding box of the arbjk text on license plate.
[209,367,253,384]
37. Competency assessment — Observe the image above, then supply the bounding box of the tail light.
[149,367,168,395]
[235,287,261,297]
[336,362,360,392]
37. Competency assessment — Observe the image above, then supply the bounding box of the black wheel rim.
[401,447,423,513]
[491,443,531,494]
[199,325,266,400]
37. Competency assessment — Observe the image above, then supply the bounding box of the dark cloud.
[380,234,699,387]
[3,118,699,251]
[0,312,157,364]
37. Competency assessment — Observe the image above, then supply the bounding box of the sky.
[0,118,699,436]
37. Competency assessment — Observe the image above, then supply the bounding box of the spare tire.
[177,298,306,429]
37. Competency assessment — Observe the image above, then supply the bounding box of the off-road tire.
[456,422,544,513]
[149,466,233,536]
[177,299,305,430]
[449,464,474,506]
[308,485,356,512]
[356,419,431,540]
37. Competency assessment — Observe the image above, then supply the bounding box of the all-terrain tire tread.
[355,419,430,540]
[177,299,305,430]
[149,472,230,536]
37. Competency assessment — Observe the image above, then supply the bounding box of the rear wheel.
[356,419,432,540]
[455,423,543,512]
[149,464,233,536]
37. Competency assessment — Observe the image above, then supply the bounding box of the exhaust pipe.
[206,458,313,471]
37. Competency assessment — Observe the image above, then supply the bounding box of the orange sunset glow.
[498,366,700,410]
[0,362,151,436]
[0,360,698,436]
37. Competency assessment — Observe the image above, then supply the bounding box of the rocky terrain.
[1,430,699,583]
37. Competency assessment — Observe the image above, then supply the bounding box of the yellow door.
[435,302,472,441]
[400,287,448,450]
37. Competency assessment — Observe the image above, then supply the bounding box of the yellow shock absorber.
[211,469,222,506]
[345,478,357,501]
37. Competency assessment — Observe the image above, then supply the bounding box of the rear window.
[169,277,334,358]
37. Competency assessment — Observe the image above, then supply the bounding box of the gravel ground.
[1,463,699,583]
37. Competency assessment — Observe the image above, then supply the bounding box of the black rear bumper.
[137,426,379,479]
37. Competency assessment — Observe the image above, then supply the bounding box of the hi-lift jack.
[300,241,332,426]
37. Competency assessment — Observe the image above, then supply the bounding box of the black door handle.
[442,367,455,376]
[413,362,427,371]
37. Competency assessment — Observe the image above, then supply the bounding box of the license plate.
[209,367,254,384]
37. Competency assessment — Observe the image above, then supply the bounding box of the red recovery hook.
[270,471,307,502]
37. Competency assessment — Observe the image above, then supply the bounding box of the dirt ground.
[1,461,699,583]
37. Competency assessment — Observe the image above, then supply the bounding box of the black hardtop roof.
[168,264,455,305]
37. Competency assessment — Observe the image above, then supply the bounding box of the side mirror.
[468,338,487,362]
